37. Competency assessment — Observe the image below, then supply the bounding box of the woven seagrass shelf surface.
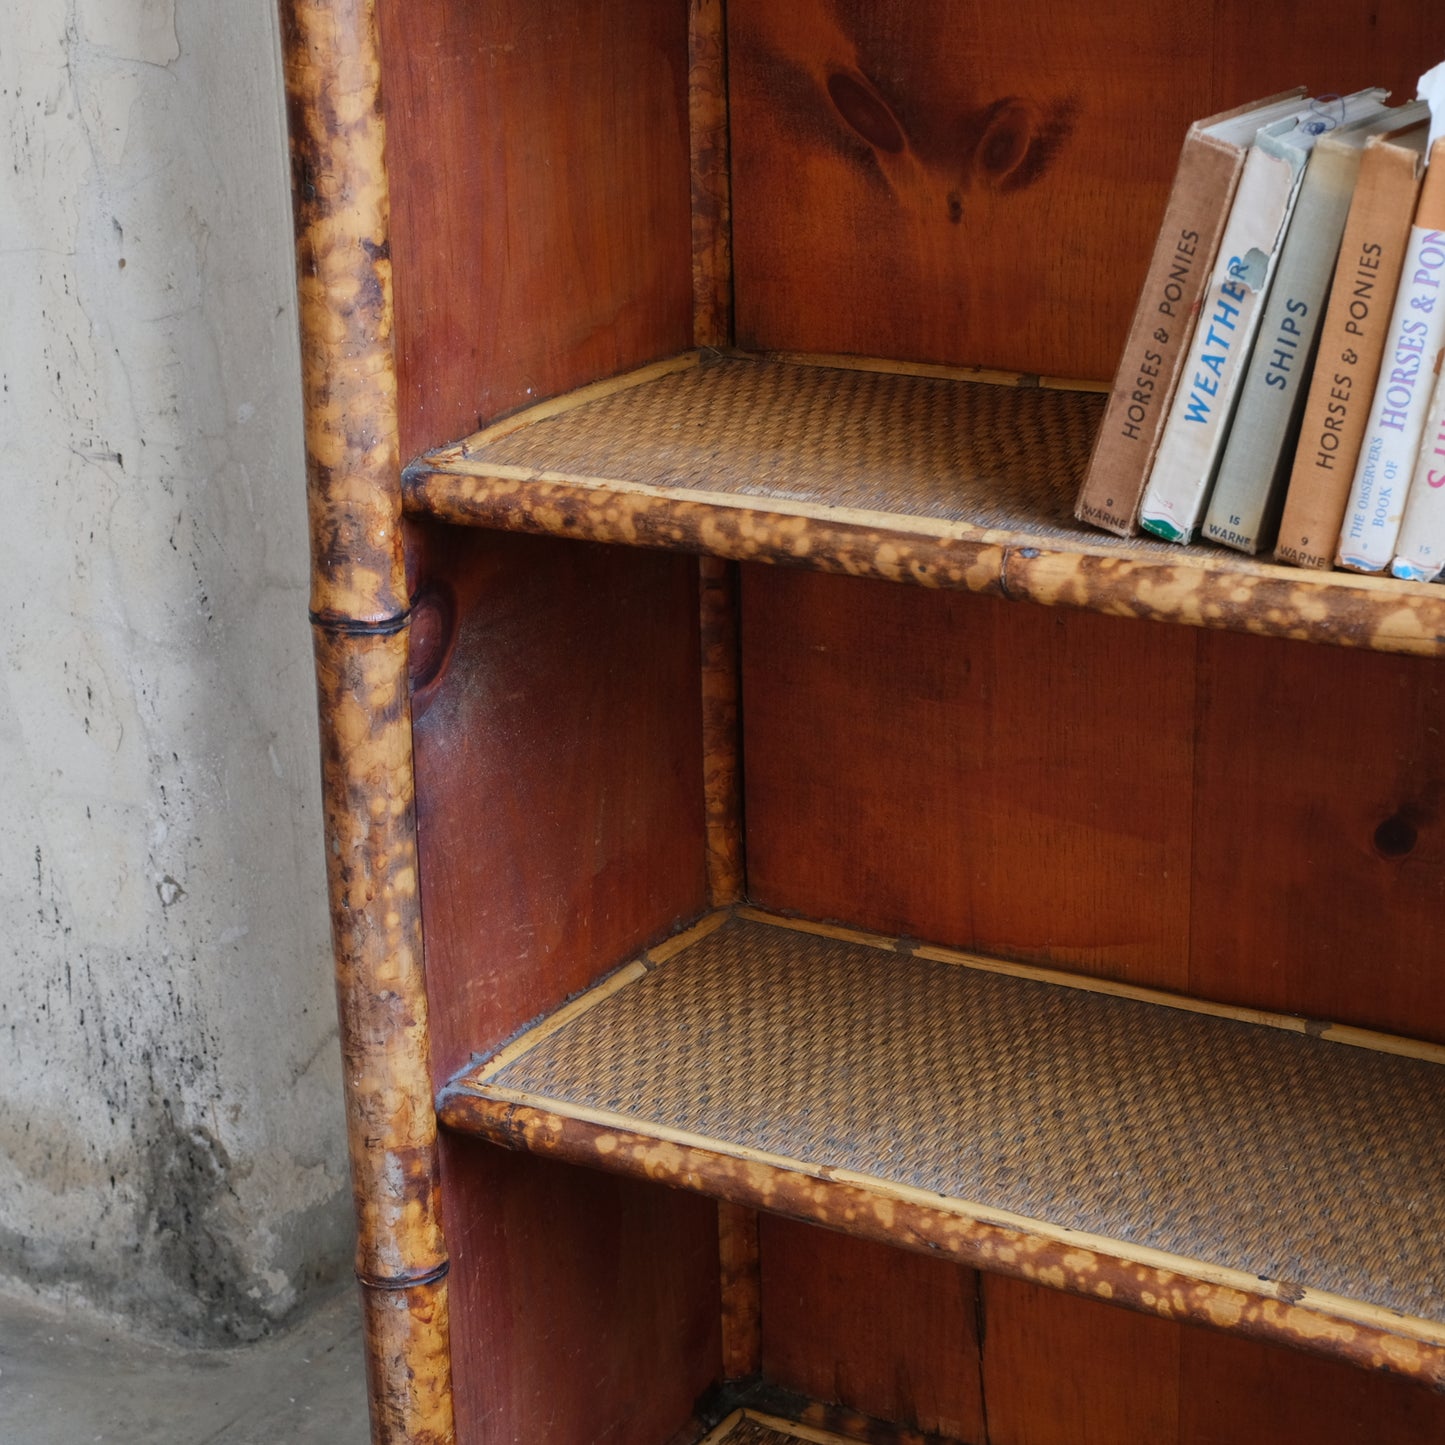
[699,1409,857,1445]
[440,911,1445,1370]
[404,351,1445,657]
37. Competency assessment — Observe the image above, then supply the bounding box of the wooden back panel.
[408,525,707,1083]
[728,0,1445,380]
[378,0,694,461]
[742,565,1445,1444]
[408,528,712,1445]
[439,1140,723,1445]
[742,567,1445,1040]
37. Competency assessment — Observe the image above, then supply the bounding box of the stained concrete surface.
[0,1286,370,1443]
[3,0,353,1341]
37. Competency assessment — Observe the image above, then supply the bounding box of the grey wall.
[1,1,354,1341]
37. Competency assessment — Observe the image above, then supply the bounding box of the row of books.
[1075,84,1445,582]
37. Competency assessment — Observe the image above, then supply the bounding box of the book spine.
[1275,138,1425,568]
[1336,220,1445,571]
[1389,364,1445,580]
[1139,143,1304,542]
[1074,132,1242,537]
[1204,144,1358,554]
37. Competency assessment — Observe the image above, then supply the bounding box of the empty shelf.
[439,910,1445,1386]
[405,351,1445,656]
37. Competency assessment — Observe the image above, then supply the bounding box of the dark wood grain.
[728,2,1445,382]
[438,1138,722,1445]
[759,1217,984,1443]
[1189,632,1445,1042]
[408,526,707,1082]
[982,1278,1181,1445]
[728,1,1210,381]
[741,567,1197,989]
[378,0,694,462]
[1207,1,1445,118]
[1179,1325,1445,1445]
[984,1277,1445,1445]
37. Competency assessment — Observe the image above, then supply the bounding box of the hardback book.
[1205,101,1421,555]
[1139,90,1389,544]
[1275,117,1430,568]
[1073,88,1307,537]
[1389,361,1445,580]
[1337,137,1445,572]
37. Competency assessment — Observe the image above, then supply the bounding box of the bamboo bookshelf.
[282,2,1445,1442]
[440,909,1445,1383]
[407,350,1445,655]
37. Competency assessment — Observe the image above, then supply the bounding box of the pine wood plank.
[1189,631,1445,1042]
[1179,1323,1445,1445]
[759,1216,985,1443]
[981,1278,1181,1445]
[407,527,707,1080]
[741,572,1197,989]
[726,1,1212,381]
[726,2,1445,383]
[378,0,694,461]
[438,1140,722,1445]
[1208,0,1445,121]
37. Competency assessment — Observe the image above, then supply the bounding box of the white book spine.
[1337,225,1445,570]
[1203,142,1360,554]
[1140,142,1305,542]
[1390,362,1445,580]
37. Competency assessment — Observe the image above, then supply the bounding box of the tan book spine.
[1076,91,1305,537]
[1275,125,1428,569]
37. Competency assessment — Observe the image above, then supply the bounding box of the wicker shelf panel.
[440,912,1445,1382]
[701,1410,857,1445]
[435,353,1105,536]
[406,352,1445,656]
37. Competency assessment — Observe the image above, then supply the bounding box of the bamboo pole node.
[356,1260,453,1292]
[308,608,413,636]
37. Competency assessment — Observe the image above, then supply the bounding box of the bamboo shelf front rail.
[439,911,1445,1388]
[403,352,1445,657]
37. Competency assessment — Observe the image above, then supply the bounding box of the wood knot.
[1373,814,1418,859]
[408,584,456,694]
[827,70,906,155]
[970,94,1079,193]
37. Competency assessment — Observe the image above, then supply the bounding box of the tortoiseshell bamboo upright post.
[280,2,455,1440]
[690,0,762,1389]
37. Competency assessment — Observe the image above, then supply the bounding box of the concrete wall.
[1,1,354,1341]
